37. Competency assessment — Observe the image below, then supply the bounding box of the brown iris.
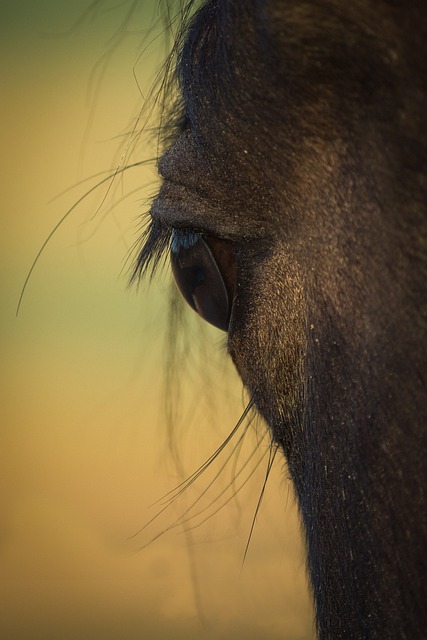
[170,230,237,331]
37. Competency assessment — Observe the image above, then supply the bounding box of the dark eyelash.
[130,217,204,285]
[130,218,173,284]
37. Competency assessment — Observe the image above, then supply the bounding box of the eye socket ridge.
[170,228,237,332]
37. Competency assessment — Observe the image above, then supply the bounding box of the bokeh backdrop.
[1,1,314,638]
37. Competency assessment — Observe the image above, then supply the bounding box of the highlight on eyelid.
[171,229,201,253]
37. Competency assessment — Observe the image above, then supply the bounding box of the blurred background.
[1,1,314,638]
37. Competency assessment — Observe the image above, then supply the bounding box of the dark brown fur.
[134,1,427,637]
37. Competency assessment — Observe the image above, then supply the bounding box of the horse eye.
[170,230,237,331]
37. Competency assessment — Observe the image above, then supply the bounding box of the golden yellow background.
[1,1,314,638]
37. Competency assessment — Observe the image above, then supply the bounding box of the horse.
[132,1,427,637]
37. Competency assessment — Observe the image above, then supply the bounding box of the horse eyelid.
[132,218,210,283]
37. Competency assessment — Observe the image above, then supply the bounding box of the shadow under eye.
[170,230,237,331]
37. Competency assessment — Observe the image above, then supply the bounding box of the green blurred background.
[1,1,314,638]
